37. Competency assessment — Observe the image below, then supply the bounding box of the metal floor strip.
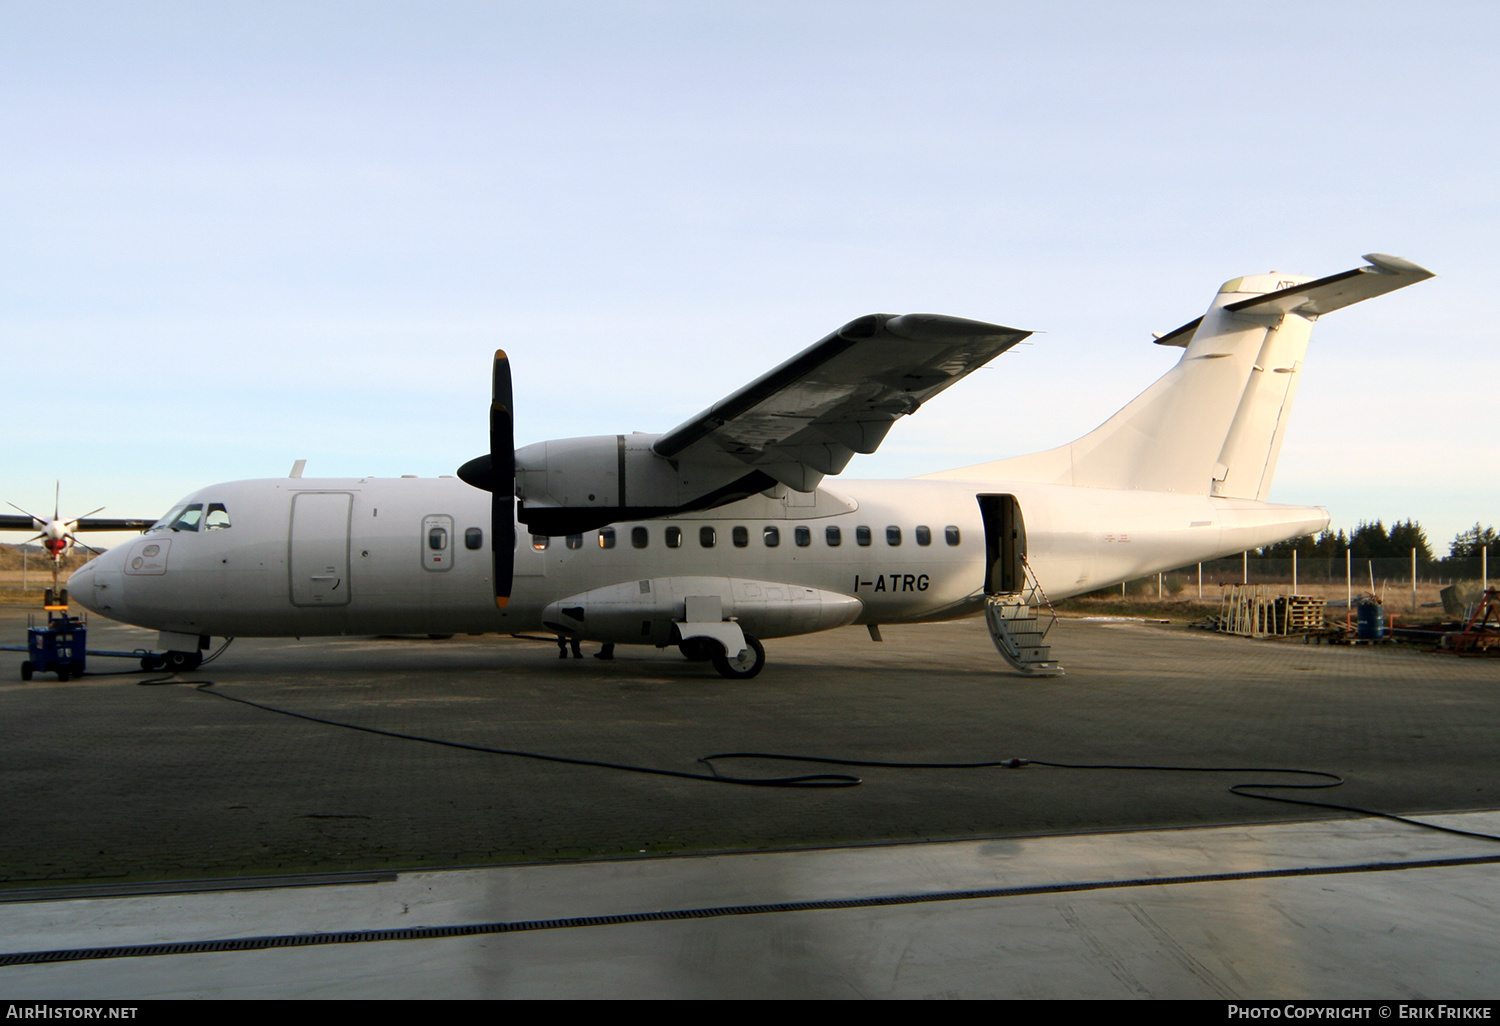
[7,852,1500,967]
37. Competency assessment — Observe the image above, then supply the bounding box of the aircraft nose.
[67,561,97,611]
[68,546,125,619]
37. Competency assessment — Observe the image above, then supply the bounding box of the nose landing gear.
[160,650,203,672]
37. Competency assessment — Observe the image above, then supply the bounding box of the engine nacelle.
[540,576,863,645]
[514,434,769,535]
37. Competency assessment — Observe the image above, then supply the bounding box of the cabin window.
[429,527,448,551]
[763,526,780,547]
[915,525,932,546]
[465,527,483,550]
[886,526,902,546]
[531,534,549,550]
[599,528,616,549]
[699,526,716,548]
[205,503,231,530]
[945,526,961,546]
[632,526,649,549]
[794,526,811,547]
[665,526,682,549]
[732,525,749,548]
[171,504,203,532]
[826,526,842,546]
[856,526,871,546]
[565,534,583,550]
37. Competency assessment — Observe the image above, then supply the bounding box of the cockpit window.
[205,503,231,530]
[148,504,187,533]
[170,504,204,532]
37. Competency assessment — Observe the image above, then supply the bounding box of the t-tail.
[924,253,1433,498]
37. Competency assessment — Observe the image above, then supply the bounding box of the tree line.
[1258,521,1497,565]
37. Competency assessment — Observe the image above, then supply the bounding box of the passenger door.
[978,494,1026,595]
[289,492,352,606]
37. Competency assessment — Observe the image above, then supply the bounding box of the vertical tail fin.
[923,254,1432,495]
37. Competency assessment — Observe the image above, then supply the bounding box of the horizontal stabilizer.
[1154,254,1433,347]
[1224,253,1433,319]
[1153,316,1203,348]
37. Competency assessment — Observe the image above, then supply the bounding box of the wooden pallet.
[1218,586,1325,637]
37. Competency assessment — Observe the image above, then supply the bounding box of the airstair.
[984,556,1063,677]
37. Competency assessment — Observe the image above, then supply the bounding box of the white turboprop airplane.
[66,254,1432,677]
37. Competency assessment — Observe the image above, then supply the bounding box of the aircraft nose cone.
[68,547,124,619]
[67,562,97,611]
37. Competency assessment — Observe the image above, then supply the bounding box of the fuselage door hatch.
[289,491,353,606]
[978,494,1026,596]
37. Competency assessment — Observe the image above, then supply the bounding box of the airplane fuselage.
[70,475,1327,645]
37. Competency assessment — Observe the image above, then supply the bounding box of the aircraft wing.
[652,313,1030,492]
[74,518,153,532]
[0,515,151,532]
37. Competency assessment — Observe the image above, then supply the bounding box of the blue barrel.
[1356,601,1385,640]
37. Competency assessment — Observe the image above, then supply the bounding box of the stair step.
[985,593,1063,677]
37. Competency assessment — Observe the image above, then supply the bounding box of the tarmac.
[2,607,1499,997]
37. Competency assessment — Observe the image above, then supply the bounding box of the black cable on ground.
[702,752,1500,844]
[139,677,1500,840]
[187,680,858,788]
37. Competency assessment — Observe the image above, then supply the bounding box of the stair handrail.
[1020,554,1058,641]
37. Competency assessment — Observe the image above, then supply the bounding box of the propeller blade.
[7,502,46,529]
[69,536,105,556]
[489,350,516,609]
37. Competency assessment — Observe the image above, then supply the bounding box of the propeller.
[457,351,516,609]
[5,493,106,559]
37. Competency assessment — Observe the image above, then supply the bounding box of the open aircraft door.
[289,492,352,606]
[977,494,1060,676]
[978,494,1026,596]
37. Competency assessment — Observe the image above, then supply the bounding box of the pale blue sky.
[3,2,1495,551]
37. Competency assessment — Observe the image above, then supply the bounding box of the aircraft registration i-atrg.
[65,254,1433,677]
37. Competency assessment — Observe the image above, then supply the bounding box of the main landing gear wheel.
[711,635,765,680]
[163,650,202,672]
